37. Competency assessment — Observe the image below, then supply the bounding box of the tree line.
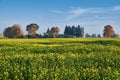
[2,23,119,38]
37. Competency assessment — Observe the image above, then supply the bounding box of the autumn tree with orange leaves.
[103,25,115,38]
[26,23,39,38]
[50,27,60,38]
[44,27,60,38]
[3,24,24,38]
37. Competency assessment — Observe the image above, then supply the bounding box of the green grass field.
[0,35,5,39]
[0,38,120,80]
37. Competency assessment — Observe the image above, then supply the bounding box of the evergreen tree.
[68,26,72,35]
[76,25,81,37]
[46,28,50,33]
[44,28,50,38]
[72,25,76,36]
[97,34,101,38]
[64,25,84,37]
[64,25,68,35]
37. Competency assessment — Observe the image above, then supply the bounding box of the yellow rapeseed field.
[0,38,120,80]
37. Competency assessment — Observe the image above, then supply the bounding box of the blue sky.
[0,0,120,36]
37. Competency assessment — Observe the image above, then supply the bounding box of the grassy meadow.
[0,38,120,80]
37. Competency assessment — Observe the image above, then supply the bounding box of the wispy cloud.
[66,7,109,20]
[51,5,120,20]
[51,10,65,14]
[66,6,120,20]
[66,7,87,20]
[113,6,120,10]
